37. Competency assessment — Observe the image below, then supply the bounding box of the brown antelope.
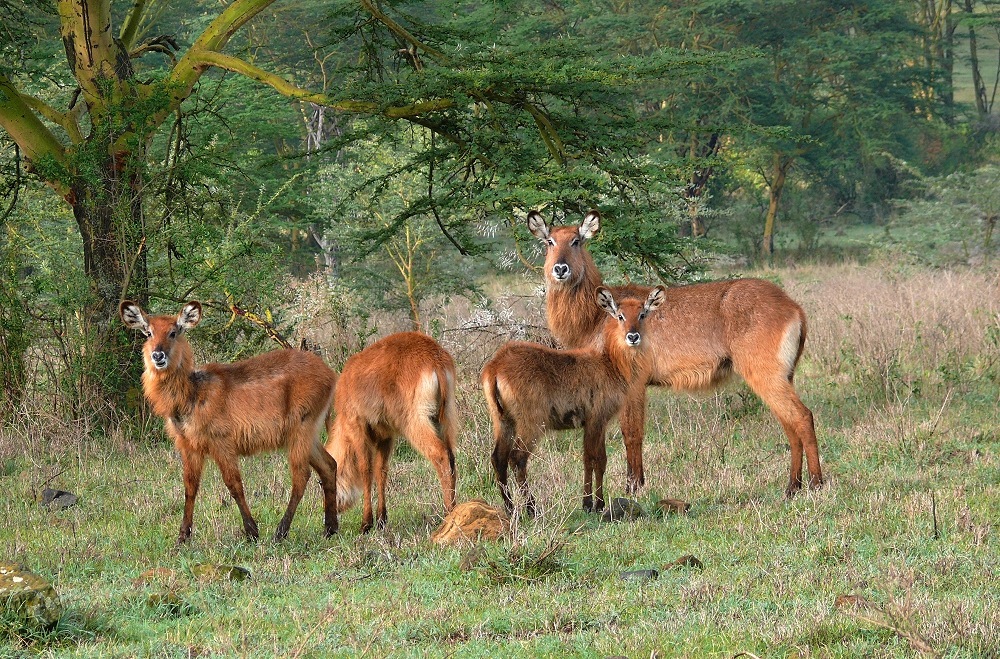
[119,300,339,543]
[527,210,824,497]
[483,286,666,515]
[325,332,458,533]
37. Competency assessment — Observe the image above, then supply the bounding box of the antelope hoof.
[784,481,803,499]
[244,521,260,542]
[809,475,825,490]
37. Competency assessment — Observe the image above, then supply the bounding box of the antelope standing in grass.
[325,332,458,533]
[527,210,824,497]
[119,300,339,543]
[483,286,665,515]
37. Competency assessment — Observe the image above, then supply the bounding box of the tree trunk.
[67,156,148,420]
[966,0,990,117]
[762,154,790,259]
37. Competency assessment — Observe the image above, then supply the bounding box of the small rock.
[40,488,78,510]
[601,498,644,523]
[0,563,63,629]
[190,563,252,582]
[656,498,691,515]
[458,546,485,572]
[431,500,510,546]
[620,569,659,581]
[145,589,193,616]
[663,554,704,571]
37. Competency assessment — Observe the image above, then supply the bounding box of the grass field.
[2,263,999,658]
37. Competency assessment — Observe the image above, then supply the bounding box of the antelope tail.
[327,422,364,512]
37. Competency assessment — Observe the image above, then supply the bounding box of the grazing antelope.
[527,210,824,497]
[483,286,665,515]
[325,332,458,533]
[119,300,339,543]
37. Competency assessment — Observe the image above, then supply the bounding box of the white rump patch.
[778,319,801,377]
[337,484,362,511]
[415,370,439,420]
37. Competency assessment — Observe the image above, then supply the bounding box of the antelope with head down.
[325,332,458,533]
[119,300,339,543]
[527,210,824,497]
[482,286,665,515]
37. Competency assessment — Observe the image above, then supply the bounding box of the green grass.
[3,264,999,657]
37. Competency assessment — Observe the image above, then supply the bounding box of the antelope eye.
[639,312,646,320]
[547,238,556,247]
[618,314,625,322]
[571,238,580,247]
[169,330,177,339]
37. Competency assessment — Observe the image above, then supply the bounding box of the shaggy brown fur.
[482,287,665,515]
[120,300,339,543]
[324,332,457,533]
[527,210,823,497]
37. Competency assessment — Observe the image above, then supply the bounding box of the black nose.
[151,350,166,365]
[626,332,640,345]
[553,264,569,279]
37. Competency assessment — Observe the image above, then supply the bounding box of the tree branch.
[118,0,148,50]
[186,49,456,118]
[358,0,450,65]
[19,91,84,143]
[0,74,69,196]
[523,101,566,165]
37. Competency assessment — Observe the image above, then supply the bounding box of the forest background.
[2,1,1000,656]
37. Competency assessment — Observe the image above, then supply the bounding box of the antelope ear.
[177,301,202,330]
[643,286,666,314]
[578,211,600,240]
[595,286,618,318]
[119,301,150,336]
[526,211,550,241]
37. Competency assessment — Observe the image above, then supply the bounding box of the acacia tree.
[723,0,927,257]
[1,0,729,418]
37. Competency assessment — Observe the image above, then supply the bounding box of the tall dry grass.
[786,265,1000,401]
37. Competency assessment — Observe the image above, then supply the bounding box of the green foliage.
[885,165,1000,265]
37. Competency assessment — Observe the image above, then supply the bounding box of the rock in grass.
[600,498,644,523]
[0,563,62,629]
[656,498,691,515]
[190,564,252,582]
[620,569,659,581]
[458,546,486,572]
[39,488,78,510]
[663,554,704,571]
[431,500,510,546]
[145,589,194,616]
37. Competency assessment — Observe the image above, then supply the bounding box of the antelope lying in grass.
[325,332,458,533]
[527,210,824,497]
[119,300,339,543]
[482,286,665,515]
